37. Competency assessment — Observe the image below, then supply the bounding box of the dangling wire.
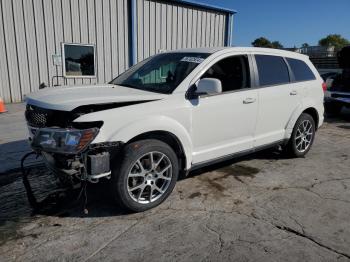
[76,152,89,215]
[21,151,40,210]
[22,150,90,215]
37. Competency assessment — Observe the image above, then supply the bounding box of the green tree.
[252,37,273,48]
[252,37,284,49]
[318,34,350,49]
[271,41,284,49]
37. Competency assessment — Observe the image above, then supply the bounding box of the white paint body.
[25,47,324,170]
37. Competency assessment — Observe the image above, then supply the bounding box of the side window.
[286,58,316,81]
[201,55,250,92]
[255,55,290,86]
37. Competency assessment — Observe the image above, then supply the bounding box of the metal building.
[0,0,236,103]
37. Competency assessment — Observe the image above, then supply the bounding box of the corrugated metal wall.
[135,0,228,62]
[0,0,231,103]
[0,0,129,103]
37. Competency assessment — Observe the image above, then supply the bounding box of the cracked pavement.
[0,105,350,261]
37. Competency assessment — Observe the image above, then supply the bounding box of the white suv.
[25,47,324,212]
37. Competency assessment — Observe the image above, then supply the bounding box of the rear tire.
[285,113,316,158]
[325,102,342,116]
[111,139,179,212]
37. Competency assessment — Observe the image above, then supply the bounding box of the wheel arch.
[128,131,187,173]
[285,102,321,139]
[302,107,319,129]
[108,116,193,170]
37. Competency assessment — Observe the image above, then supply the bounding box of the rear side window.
[286,58,316,81]
[255,55,290,86]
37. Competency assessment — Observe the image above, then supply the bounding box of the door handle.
[243,97,256,104]
[290,90,297,95]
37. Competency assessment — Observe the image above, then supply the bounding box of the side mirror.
[196,78,222,96]
[326,78,334,89]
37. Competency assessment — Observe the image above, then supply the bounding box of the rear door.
[253,54,300,147]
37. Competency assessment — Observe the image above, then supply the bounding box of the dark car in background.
[321,72,338,82]
[324,46,350,115]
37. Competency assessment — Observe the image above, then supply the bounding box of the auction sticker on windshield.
[181,57,205,63]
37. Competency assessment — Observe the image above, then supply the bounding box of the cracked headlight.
[31,127,99,154]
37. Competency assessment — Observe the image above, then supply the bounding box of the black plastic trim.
[189,139,287,171]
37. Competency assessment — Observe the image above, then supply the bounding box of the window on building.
[63,43,95,78]
[200,55,251,92]
[286,58,316,82]
[255,55,290,86]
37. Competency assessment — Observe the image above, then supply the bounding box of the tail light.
[322,82,327,92]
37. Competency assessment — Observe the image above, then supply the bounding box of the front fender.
[110,116,193,169]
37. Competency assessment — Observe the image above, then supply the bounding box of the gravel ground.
[0,104,350,261]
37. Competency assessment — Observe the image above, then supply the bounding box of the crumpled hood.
[25,84,167,111]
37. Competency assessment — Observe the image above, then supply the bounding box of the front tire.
[111,139,179,212]
[285,113,316,158]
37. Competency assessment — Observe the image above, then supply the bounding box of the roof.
[170,0,237,14]
[168,47,309,59]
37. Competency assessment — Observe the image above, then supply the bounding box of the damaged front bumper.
[40,141,122,183]
[21,141,123,211]
[27,125,123,183]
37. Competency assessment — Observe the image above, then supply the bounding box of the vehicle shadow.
[324,107,350,123]
[0,146,286,225]
[0,139,34,175]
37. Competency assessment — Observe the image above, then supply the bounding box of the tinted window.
[286,58,316,81]
[63,44,95,77]
[255,55,290,86]
[201,55,250,92]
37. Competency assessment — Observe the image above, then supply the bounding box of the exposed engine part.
[88,152,110,174]
[88,172,111,183]
[87,152,111,183]
[41,142,122,183]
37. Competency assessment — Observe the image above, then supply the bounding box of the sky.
[199,0,350,48]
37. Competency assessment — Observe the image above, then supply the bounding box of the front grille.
[25,105,72,128]
[25,105,49,127]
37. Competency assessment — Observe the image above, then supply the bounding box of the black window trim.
[187,54,256,99]
[253,54,292,88]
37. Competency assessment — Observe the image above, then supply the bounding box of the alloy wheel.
[295,119,313,153]
[127,151,172,204]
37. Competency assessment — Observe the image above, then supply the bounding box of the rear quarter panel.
[285,59,324,137]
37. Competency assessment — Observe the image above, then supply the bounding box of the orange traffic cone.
[0,97,7,113]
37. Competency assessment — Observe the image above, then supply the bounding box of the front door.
[189,55,258,164]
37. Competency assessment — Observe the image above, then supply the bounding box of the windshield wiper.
[114,82,170,94]
[119,83,137,89]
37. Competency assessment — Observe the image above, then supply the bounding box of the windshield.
[110,52,210,94]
